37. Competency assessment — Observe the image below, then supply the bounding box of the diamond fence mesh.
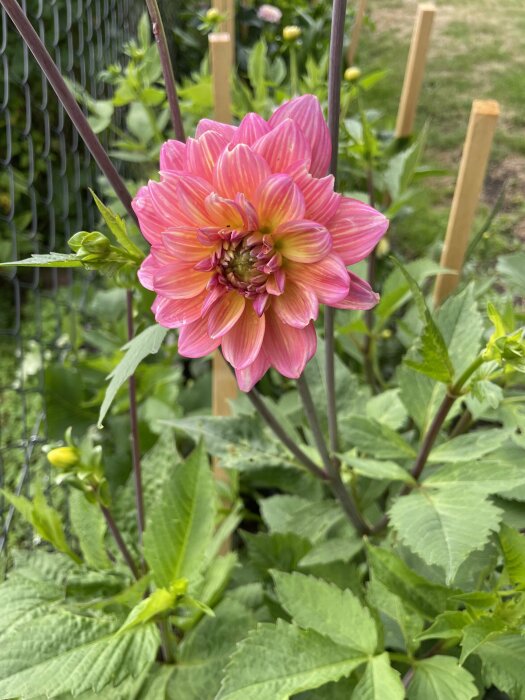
[0,0,142,558]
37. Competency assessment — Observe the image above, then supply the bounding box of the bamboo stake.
[209,31,237,511]
[213,0,235,66]
[394,3,436,138]
[209,32,233,123]
[433,99,500,306]
[347,0,367,67]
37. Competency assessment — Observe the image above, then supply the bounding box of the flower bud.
[283,25,301,41]
[47,446,80,470]
[257,4,282,24]
[206,7,221,22]
[344,66,362,82]
[376,237,390,258]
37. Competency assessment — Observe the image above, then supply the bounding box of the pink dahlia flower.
[133,95,388,391]
[257,4,283,24]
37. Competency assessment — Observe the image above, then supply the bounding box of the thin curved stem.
[245,388,329,481]
[324,0,347,454]
[0,0,136,222]
[144,0,185,142]
[296,376,370,536]
[101,506,140,579]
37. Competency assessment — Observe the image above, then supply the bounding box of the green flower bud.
[206,7,221,21]
[68,231,110,256]
[283,25,301,41]
[344,66,362,82]
[47,446,80,470]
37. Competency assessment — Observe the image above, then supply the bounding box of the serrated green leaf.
[417,611,472,642]
[389,488,502,583]
[143,443,215,588]
[340,455,415,484]
[69,490,111,569]
[366,578,424,653]
[98,324,168,427]
[366,545,452,619]
[499,523,525,587]
[340,415,416,459]
[272,572,377,654]
[353,653,404,700]
[90,190,143,260]
[407,656,477,700]
[299,537,363,567]
[428,429,512,463]
[0,575,63,636]
[459,617,507,664]
[0,252,82,268]
[216,621,367,700]
[475,633,525,700]
[260,496,342,543]
[424,459,525,494]
[243,532,312,580]
[168,599,256,700]
[0,607,159,698]
[1,488,80,564]
[119,587,178,634]
[366,390,408,431]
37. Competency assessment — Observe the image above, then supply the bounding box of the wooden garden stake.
[433,99,500,306]
[212,0,235,66]
[347,0,367,67]
[209,32,233,124]
[394,3,436,138]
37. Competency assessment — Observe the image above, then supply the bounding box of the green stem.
[158,619,175,664]
[289,45,299,96]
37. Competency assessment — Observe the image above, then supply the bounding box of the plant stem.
[126,291,145,543]
[101,506,140,580]
[245,388,329,481]
[289,45,299,96]
[296,375,370,535]
[144,0,185,142]
[0,0,136,222]
[158,619,175,663]
[325,0,347,454]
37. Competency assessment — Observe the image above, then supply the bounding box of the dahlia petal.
[269,95,331,177]
[186,131,228,181]
[137,253,157,290]
[222,303,266,370]
[178,318,221,358]
[213,144,271,201]
[252,118,311,174]
[254,174,305,230]
[159,139,186,172]
[331,271,380,310]
[162,227,216,261]
[235,350,271,391]
[290,166,341,224]
[152,263,212,299]
[207,291,246,338]
[195,119,237,140]
[328,196,389,265]
[201,284,228,316]
[231,113,270,146]
[147,175,213,228]
[286,254,350,304]
[132,186,169,246]
[264,312,317,378]
[154,293,204,328]
[272,281,319,328]
[273,219,332,263]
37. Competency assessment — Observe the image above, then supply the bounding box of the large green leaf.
[216,621,367,700]
[424,459,525,494]
[168,600,256,700]
[366,546,452,619]
[340,416,416,459]
[499,523,525,586]
[0,576,63,636]
[428,429,512,463]
[459,617,506,664]
[143,443,216,588]
[340,456,415,484]
[272,572,377,654]
[407,656,477,700]
[0,253,82,268]
[69,490,111,570]
[389,488,502,583]
[166,415,301,471]
[352,653,404,700]
[299,537,363,567]
[98,324,168,428]
[260,496,342,543]
[0,605,158,698]
[475,633,525,700]
[243,532,312,580]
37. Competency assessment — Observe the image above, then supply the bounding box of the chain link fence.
[0,0,142,557]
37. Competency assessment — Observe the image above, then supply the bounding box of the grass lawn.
[358,0,525,255]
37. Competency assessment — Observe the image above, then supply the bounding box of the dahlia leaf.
[341,415,416,459]
[352,653,405,700]
[473,633,525,700]
[427,428,512,463]
[389,488,502,583]
[90,189,144,260]
[69,489,111,570]
[216,621,367,700]
[423,459,525,494]
[98,324,168,428]
[271,571,378,654]
[498,523,525,587]
[406,656,477,700]
[143,442,216,588]
[0,252,82,268]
